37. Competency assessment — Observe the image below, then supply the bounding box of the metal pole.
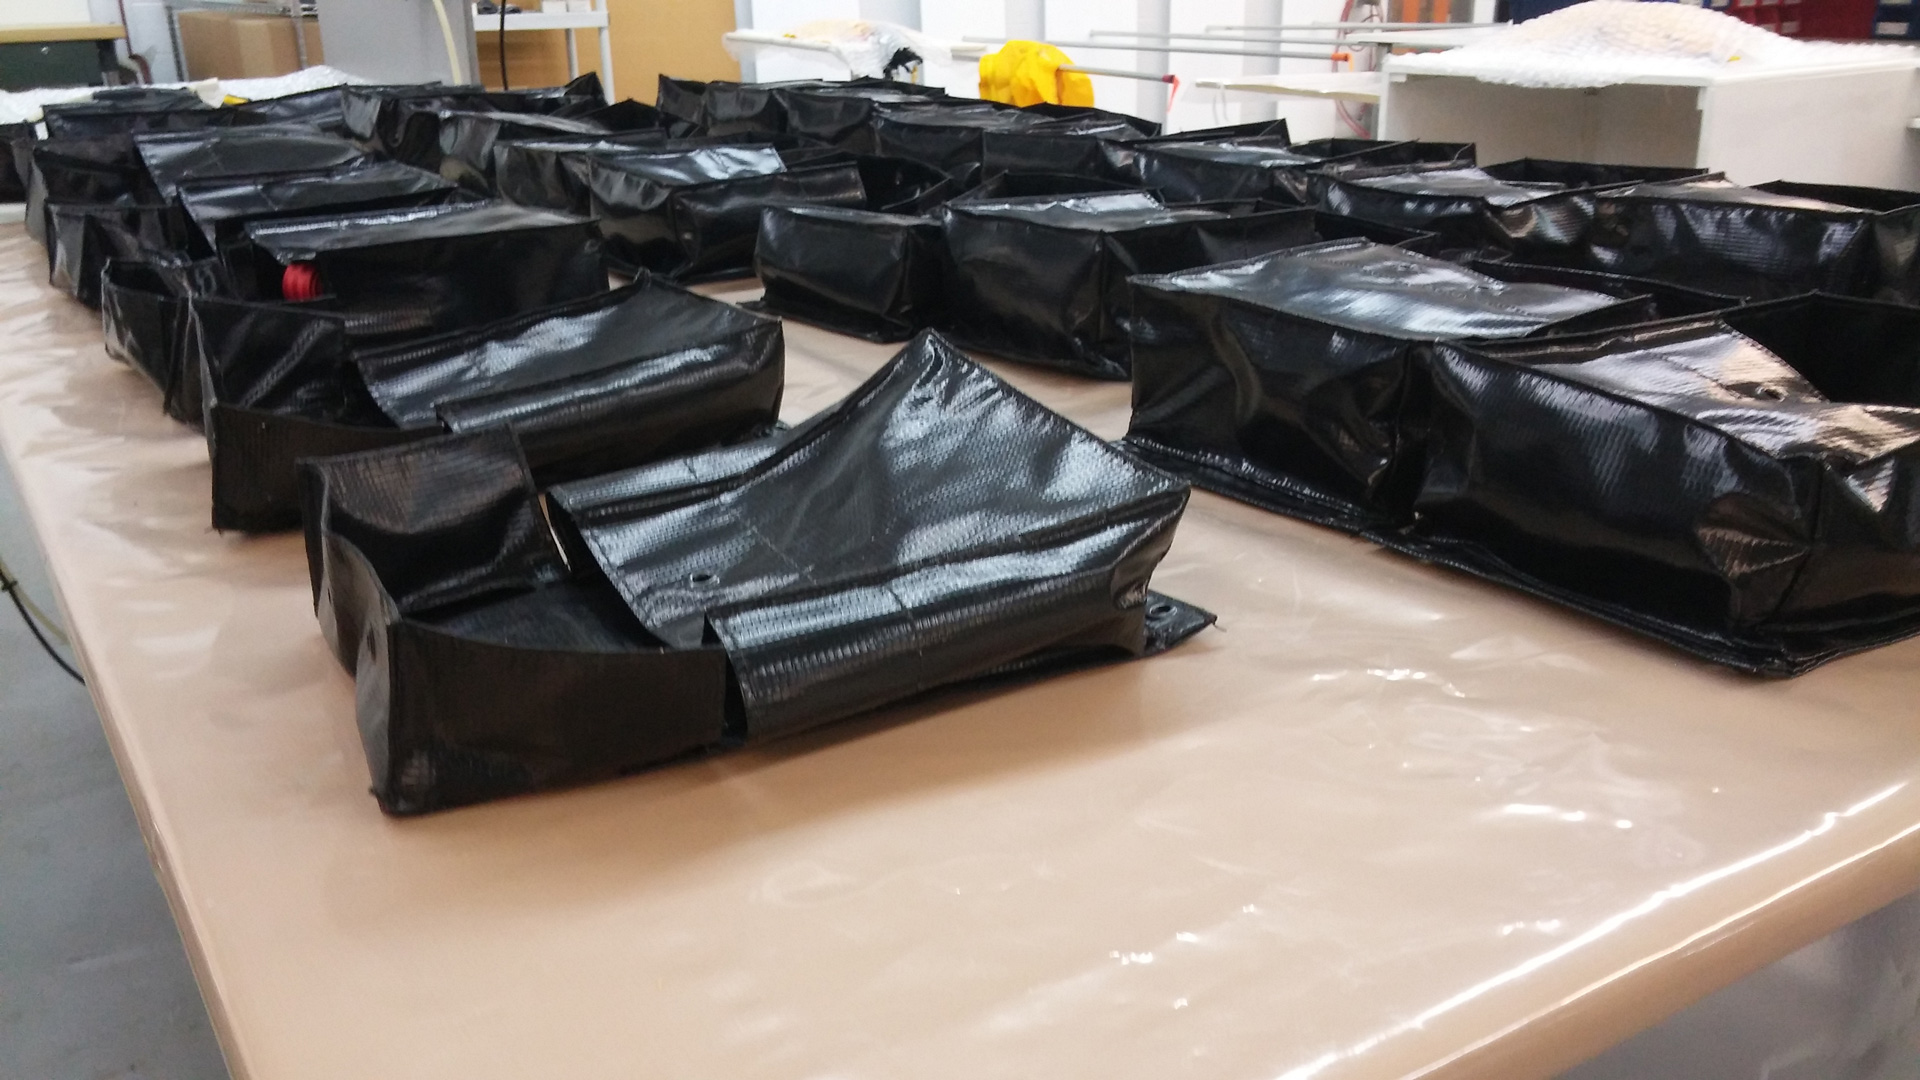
[1242,0,1285,122]
[1060,63,1174,82]
[1090,30,1355,45]
[1005,0,1044,40]
[859,0,921,31]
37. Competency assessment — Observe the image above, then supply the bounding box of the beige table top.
[0,22,125,43]
[4,221,1920,1080]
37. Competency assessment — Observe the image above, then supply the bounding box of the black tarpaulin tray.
[869,102,1153,185]
[24,134,158,243]
[1123,239,1657,530]
[0,121,31,202]
[342,74,606,159]
[101,255,225,404]
[488,131,687,212]
[1311,159,1712,254]
[176,160,470,256]
[194,275,779,531]
[231,201,606,328]
[301,331,1212,814]
[230,82,426,134]
[1576,177,1920,302]
[978,118,1281,188]
[46,201,190,308]
[1399,312,1920,675]
[1131,137,1473,204]
[752,206,944,341]
[430,109,617,189]
[134,124,369,198]
[39,89,222,137]
[587,146,864,278]
[1467,256,1743,319]
[941,194,1431,379]
[774,81,955,151]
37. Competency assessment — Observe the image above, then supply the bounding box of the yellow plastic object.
[978,40,1095,108]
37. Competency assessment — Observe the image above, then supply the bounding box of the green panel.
[0,41,110,92]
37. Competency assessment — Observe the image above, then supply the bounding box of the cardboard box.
[176,9,324,80]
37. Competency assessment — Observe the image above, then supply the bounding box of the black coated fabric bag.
[39,90,221,136]
[1310,159,1708,253]
[0,121,31,202]
[870,102,1153,185]
[229,202,605,327]
[1123,239,1655,531]
[343,74,606,160]
[134,124,369,197]
[431,109,617,190]
[101,255,226,404]
[196,276,779,531]
[1467,257,1743,319]
[176,160,470,257]
[1132,137,1473,204]
[489,131,684,212]
[47,202,191,308]
[753,206,944,340]
[774,82,953,151]
[1404,313,1920,674]
[1573,178,1920,302]
[230,82,405,134]
[587,146,864,278]
[302,331,1212,814]
[941,193,1414,379]
[24,134,157,243]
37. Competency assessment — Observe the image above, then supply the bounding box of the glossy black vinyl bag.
[1575,178,1920,303]
[101,255,226,404]
[301,331,1211,814]
[773,81,953,151]
[38,90,222,137]
[134,124,370,198]
[753,206,944,340]
[587,147,865,278]
[1467,257,1742,319]
[230,83,404,134]
[24,134,158,243]
[196,276,779,531]
[1132,137,1473,204]
[1404,314,1920,674]
[344,74,606,159]
[1123,239,1656,531]
[869,102,1151,184]
[230,202,605,328]
[942,193,1418,379]
[176,160,469,257]
[971,109,1170,181]
[488,131,685,212]
[1310,159,1709,253]
[0,121,31,202]
[47,202,192,308]
[430,109,614,189]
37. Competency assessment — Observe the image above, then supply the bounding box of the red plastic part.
[281,262,322,301]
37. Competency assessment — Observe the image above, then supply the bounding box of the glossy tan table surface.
[4,221,1920,1080]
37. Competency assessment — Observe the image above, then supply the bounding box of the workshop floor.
[0,458,229,1080]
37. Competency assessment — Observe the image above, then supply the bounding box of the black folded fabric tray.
[101,255,225,405]
[1574,177,1920,302]
[39,89,224,136]
[1123,239,1659,531]
[1400,310,1920,674]
[654,77,948,138]
[489,131,686,212]
[1132,137,1473,204]
[230,82,425,134]
[753,206,945,340]
[134,124,370,198]
[229,201,605,327]
[0,121,32,202]
[587,146,864,278]
[1466,257,1743,319]
[24,134,159,243]
[870,102,1155,185]
[774,81,954,151]
[176,160,470,257]
[46,201,189,307]
[342,74,605,160]
[301,331,1211,814]
[1310,158,1709,253]
[196,275,779,532]
[941,194,1433,379]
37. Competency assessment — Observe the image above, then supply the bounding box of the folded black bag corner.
[101,255,225,404]
[1132,137,1474,204]
[198,275,780,533]
[304,330,1210,814]
[1405,312,1920,674]
[941,194,1436,380]
[1123,239,1657,531]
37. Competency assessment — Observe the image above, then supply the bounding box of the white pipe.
[859,0,921,31]
[734,0,755,82]
[1242,0,1284,122]
[428,0,466,83]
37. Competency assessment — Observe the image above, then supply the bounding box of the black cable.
[500,3,510,90]
[0,568,83,684]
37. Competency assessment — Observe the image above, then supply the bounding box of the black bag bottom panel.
[305,332,1213,814]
